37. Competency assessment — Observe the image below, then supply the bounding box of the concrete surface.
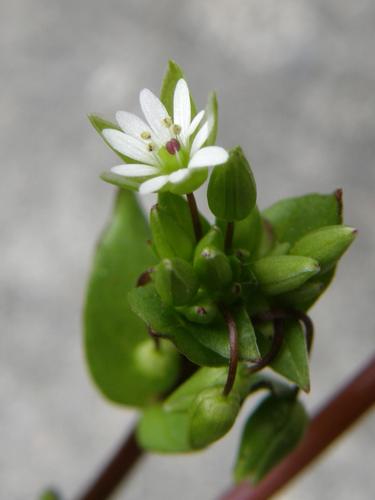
[1,1,374,499]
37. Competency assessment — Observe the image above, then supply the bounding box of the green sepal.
[150,203,195,261]
[218,206,262,256]
[253,255,320,296]
[195,225,225,254]
[254,218,276,259]
[263,190,343,245]
[84,190,180,406]
[100,170,140,191]
[257,319,310,391]
[205,91,218,146]
[39,490,61,500]
[160,60,197,116]
[208,146,257,221]
[88,114,136,165]
[128,285,227,366]
[178,301,219,325]
[194,246,233,291]
[189,387,241,449]
[289,225,357,272]
[234,391,308,483]
[153,258,198,306]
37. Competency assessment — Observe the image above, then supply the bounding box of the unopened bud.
[153,258,198,306]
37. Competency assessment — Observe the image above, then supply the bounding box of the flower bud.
[153,258,198,306]
[179,302,219,324]
[280,281,325,308]
[289,225,357,271]
[253,255,320,296]
[194,246,233,291]
[207,146,257,221]
[195,225,224,253]
[189,387,240,449]
[150,204,195,261]
[133,339,180,390]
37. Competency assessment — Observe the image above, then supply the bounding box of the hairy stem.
[186,192,202,241]
[220,354,375,500]
[221,305,239,396]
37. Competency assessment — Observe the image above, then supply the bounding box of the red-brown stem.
[220,353,375,500]
[221,306,239,396]
[186,192,202,242]
[225,221,235,253]
[248,319,284,374]
[76,429,142,500]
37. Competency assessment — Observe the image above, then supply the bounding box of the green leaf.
[208,146,257,221]
[234,392,308,483]
[263,190,343,245]
[257,319,310,391]
[220,206,262,256]
[187,305,260,362]
[88,114,136,164]
[205,91,218,146]
[128,285,227,366]
[160,60,196,116]
[153,258,199,306]
[84,190,179,406]
[137,406,192,453]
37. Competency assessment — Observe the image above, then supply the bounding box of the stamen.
[141,131,151,140]
[162,117,172,127]
[166,138,181,155]
[172,124,181,135]
[147,142,157,152]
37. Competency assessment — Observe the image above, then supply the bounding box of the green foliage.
[153,258,198,306]
[84,190,179,406]
[257,320,310,391]
[208,146,257,221]
[205,91,218,146]
[234,391,308,483]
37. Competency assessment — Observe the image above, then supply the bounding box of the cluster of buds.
[86,61,356,482]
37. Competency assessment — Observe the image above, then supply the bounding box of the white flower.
[102,79,228,195]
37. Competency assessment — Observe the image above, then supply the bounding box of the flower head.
[102,79,228,195]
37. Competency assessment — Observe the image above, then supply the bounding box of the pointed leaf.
[205,91,218,146]
[263,191,343,245]
[234,392,308,483]
[160,60,196,116]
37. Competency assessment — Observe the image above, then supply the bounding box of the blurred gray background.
[1,0,374,499]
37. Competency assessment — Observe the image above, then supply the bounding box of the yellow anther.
[172,124,181,135]
[147,142,157,152]
[162,117,173,127]
[141,131,151,140]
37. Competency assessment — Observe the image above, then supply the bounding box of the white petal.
[173,79,191,143]
[140,88,171,144]
[188,146,229,169]
[116,111,156,143]
[190,120,212,155]
[168,169,191,185]
[103,129,157,165]
[139,175,169,194]
[111,164,159,177]
[188,110,205,136]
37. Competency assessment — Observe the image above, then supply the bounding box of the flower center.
[166,138,181,155]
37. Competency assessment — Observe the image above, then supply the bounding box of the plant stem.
[221,305,239,396]
[220,353,375,500]
[225,221,235,253]
[76,428,142,500]
[248,318,284,373]
[186,192,202,241]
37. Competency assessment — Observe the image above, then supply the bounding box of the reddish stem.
[220,353,375,500]
[221,305,239,396]
[186,192,202,241]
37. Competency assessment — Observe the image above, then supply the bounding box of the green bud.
[207,146,257,221]
[179,301,219,324]
[289,225,357,271]
[39,490,61,500]
[194,246,233,291]
[195,225,224,254]
[153,258,198,306]
[150,204,195,261]
[133,339,180,389]
[253,255,320,295]
[189,387,240,449]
